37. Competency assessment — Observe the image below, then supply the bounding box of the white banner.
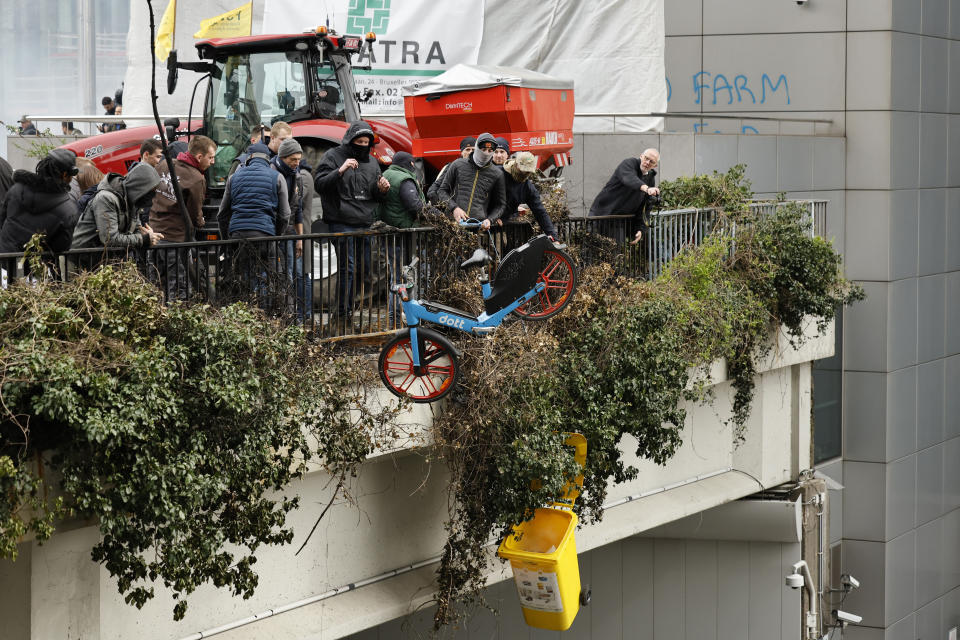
[124,0,665,132]
[477,0,666,132]
[262,0,484,114]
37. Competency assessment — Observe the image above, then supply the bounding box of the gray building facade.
[356,1,960,637]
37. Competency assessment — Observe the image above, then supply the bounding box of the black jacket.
[589,158,657,222]
[76,185,98,215]
[0,170,78,253]
[313,121,383,227]
[500,169,558,238]
[0,157,13,204]
[435,156,505,222]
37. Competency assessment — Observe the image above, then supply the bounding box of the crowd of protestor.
[0,112,659,332]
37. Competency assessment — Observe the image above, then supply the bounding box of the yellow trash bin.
[497,433,587,631]
[498,506,581,630]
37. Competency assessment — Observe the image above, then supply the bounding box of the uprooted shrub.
[428,200,863,629]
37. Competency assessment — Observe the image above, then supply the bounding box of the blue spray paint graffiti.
[663,71,791,133]
[693,122,760,134]
[692,71,790,106]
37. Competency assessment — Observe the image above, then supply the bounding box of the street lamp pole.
[79,0,97,131]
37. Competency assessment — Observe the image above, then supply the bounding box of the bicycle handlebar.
[395,256,419,293]
[401,256,419,278]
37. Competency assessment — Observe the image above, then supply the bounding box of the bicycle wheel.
[378,329,460,402]
[514,249,578,320]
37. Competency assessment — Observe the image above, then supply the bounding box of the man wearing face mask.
[314,121,390,326]
[435,132,505,230]
[72,162,163,251]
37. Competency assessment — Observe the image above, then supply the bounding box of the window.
[812,308,843,463]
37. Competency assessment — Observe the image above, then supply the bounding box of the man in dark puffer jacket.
[218,142,291,240]
[313,121,389,323]
[0,150,80,269]
[435,132,505,230]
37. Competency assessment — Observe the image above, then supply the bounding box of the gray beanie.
[278,138,303,158]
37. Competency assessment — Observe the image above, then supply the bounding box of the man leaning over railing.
[589,148,661,245]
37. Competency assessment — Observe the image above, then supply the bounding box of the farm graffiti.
[665,72,792,107]
[693,71,790,106]
[663,71,793,133]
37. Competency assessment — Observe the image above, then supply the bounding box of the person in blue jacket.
[217,142,291,307]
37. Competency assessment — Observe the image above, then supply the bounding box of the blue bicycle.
[378,224,577,402]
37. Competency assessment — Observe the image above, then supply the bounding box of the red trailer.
[403,65,575,177]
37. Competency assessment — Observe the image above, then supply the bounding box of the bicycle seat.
[460,248,492,270]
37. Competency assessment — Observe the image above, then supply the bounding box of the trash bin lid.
[552,433,586,508]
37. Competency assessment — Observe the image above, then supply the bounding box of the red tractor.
[59,28,575,237]
[59,28,412,236]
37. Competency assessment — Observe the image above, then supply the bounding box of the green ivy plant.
[0,164,864,629]
[0,260,395,620]
[660,164,754,212]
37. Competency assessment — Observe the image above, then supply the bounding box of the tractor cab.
[189,30,369,187]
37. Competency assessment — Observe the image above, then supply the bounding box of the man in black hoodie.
[313,121,389,322]
[0,149,79,261]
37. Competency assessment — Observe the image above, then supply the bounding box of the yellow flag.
[155,0,176,62]
[193,2,253,39]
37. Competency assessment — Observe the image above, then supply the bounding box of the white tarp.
[262,0,484,114]
[124,0,665,132]
[403,64,573,96]
[476,0,666,132]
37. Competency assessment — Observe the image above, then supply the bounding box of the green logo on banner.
[346,0,391,36]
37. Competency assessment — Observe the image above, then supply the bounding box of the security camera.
[841,574,860,590]
[834,610,863,625]
[785,573,804,589]
[796,0,809,5]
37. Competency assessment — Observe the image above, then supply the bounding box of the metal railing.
[641,199,827,279]
[0,200,827,339]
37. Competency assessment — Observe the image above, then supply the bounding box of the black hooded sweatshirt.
[313,121,384,227]
[0,169,78,253]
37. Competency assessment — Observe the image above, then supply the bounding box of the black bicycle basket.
[483,234,552,315]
